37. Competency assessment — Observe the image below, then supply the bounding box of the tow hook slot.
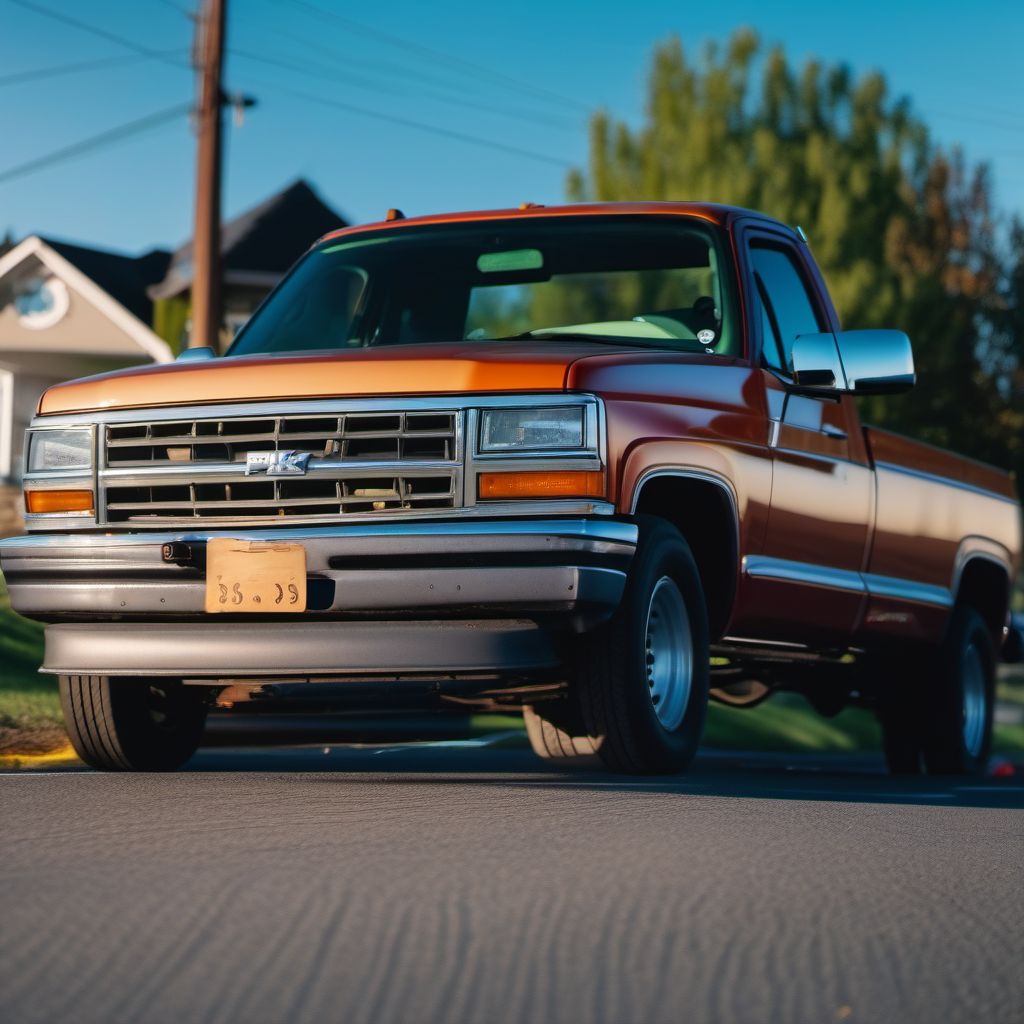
[161,541,204,568]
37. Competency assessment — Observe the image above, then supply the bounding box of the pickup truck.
[3,202,1020,776]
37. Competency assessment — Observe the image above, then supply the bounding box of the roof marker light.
[385,208,405,221]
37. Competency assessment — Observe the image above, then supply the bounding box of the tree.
[567,30,1022,484]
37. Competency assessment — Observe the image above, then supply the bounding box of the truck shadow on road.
[185,745,1024,809]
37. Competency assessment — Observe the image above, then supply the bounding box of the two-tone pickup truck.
[3,202,1020,775]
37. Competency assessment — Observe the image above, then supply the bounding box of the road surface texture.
[2,744,1022,1024]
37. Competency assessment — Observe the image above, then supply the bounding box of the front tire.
[576,516,710,774]
[60,675,208,771]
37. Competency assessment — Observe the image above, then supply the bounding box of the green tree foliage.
[152,295,191,356]
[568,30,1023,483]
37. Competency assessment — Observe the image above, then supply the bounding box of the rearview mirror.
[790,330,915,395]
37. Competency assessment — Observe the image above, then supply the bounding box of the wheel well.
[955,557,1011,641]
[632,474,738,639]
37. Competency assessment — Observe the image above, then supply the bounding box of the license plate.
[204,538,307,613]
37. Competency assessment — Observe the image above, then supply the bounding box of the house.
[0,180,347,533]
[149,179,347,348]
[0,235,173,526]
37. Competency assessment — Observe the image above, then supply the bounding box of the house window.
[14,276,70,330]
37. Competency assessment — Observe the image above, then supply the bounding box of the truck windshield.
[227,217,739,357]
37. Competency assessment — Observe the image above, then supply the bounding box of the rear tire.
[575,516,710,775]
[874,654,925,774]
[922,606,994,775]
[871,606,996,777]
[60,675,208,772]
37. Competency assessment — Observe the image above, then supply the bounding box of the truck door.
[741,230,873,645]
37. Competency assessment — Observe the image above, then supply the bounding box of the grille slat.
[103,411,459,524]
[108,430,457,448]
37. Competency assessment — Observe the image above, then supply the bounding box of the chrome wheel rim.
[961,643,987,758]
[644,576,693,732]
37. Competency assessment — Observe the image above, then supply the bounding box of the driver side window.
[750,243,824,374]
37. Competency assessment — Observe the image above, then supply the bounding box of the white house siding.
[0,239,172,534]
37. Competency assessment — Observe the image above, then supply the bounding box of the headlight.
[479,407,585,452]
[27,428,93,472]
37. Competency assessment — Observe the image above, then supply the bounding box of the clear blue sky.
[2,0,1022,255]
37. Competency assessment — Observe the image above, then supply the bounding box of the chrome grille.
[102,410,460,524]
[105,411,456,465]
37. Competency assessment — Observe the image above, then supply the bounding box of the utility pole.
[189,0,226,350]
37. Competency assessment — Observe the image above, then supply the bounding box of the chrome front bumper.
[0,518,637,677]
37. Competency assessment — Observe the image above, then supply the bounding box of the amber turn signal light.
[478,471,605,500]
[25,489,94,514]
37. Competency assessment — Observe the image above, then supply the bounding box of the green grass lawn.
[2,568,1023,757]
[0,578,64,754]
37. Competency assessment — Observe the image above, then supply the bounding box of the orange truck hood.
[38,342,611,415]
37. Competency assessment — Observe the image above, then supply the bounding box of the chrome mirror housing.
[835,330,915,394]
[790,333,845,390]
[790,329,915,395]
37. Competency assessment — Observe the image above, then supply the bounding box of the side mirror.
[790,330,915,395]
[176,346,217,362]
[835,330,915,394]
[791,333,844,389]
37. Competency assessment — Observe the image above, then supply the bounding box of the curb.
[0,744,80,769]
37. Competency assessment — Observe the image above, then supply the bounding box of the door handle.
[821,425,847,441]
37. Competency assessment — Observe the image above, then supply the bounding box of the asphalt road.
[2,744,1023,1024]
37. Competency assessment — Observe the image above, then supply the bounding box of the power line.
[268,22,527,100]
[0,50,184,89]
[245,19,578,129]
[231,48,408,100]
[246,79,571,168]
[273,0,589,114]
[8,0,190,69]
[275,1,1024,135]
[5,0,568,184]
[230,47,575,131]
[0,104,190,184]
[933,101,1024,129]
[930,112,1024,134]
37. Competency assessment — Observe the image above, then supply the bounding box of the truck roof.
[316,201,793,247]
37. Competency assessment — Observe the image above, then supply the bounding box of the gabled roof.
[150,179,347,300]
[41,238,170,323]
[0,235,173,363]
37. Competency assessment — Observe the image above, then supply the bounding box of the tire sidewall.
[925,607,995,775]
[60,675,208,772]
[608,518,710,771]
